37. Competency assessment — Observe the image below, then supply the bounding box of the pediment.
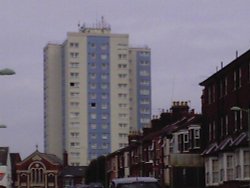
[32,155,42,161]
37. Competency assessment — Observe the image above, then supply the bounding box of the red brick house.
[106,102,205,188]
[200,50,250,187]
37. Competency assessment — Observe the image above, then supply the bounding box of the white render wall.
[110,34,130,152]
[44,44,63,159]
[64,33,89,165]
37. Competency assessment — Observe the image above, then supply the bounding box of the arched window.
[29,162,45,185]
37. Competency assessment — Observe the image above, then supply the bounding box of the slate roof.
[18,150,63,165]
[0,147,8,166]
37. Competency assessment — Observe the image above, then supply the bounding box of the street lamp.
[230,106,250,141]
[0,68,15,75]
[0,68,15,129]
[0,124,7,128]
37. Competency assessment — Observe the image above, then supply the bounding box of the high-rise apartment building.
[43,19,151,165]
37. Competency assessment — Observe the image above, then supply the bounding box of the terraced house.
[106,101,205,188]
[200,49,250,187]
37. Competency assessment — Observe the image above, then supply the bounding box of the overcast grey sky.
[1,0,250,158]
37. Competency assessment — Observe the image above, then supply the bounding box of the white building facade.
[44,20,151,165]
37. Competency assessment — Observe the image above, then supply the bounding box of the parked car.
[110,177,161,188]
[89,182,104,188]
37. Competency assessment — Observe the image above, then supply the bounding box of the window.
[102,134,108,139]
[212,85,215,102]
[90,113,96,119]
[118,93,127,99]
[90,83,96,89]
[101,103,108,109]
[70,112,79,119]
[140,118,150,123]
[225,115,229,135]
[91,143,97,149]
[194,129,200,148]
[70,72,79,79]
[243,150,250,178]
[183,133,189,152]
[91,133,97,139]
[30,165,45,184]
[70,52,79,58]
[70,62,79,68]
[235,151,241,179]
[90,43,96,48]
[102,143,108,149]
[90,62,96,68]
[220,117,224,137]
[240,111,243,129]
[90,73,96,79]
[212,121,216,140]
[70,42,79,48]
[212,159,219,183]
[102,124,108,129]
[140,89,150,95]
[70,102,79,108]
[101,43,108,50]
[70,122,80,128]
[178,134,183,152]
[140,99,150,104]
[118,64,127,68]
[101,54,108,60]
[102,114,108,120]
[140,51,150,56]
[119,103,127,108]
[101,73,108,80]
[70,92,79,98]
[70,142,80,148]
[140,80,150,86]
[118,83,127,88]
[90,93,96,99]
[101,83,108,89]
[118,54,127,59]
[234,68,241,90]
[208,87,212,104]
[139,70,150,76]
[101,93,108,99]
[90,102,96,108]
[70,152,80,157]
[209,123,212,141]
[119,113,127,118]
[118,73,127,78]
[90,53,96,60]
[234,111,240,131]
[226,155,234,180]
[70,132,79,138]
[70,82,79,88]
[140,61,150,66]
[90,123,97,129]
[205,159,210,185]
